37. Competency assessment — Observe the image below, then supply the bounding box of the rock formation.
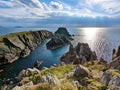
[108,45,120,70]
[0,30,52,66]
[60,43,97,64]
[46,27,73,49]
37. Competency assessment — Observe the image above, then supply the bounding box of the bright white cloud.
[0,0,120,19]
[50,1,63,10]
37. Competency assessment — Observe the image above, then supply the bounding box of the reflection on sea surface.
[72,27,118,62]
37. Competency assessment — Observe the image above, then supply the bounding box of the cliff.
[0,30,52,66]
[46,27,73,50]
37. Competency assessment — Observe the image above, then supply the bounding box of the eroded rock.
[61,43,97,65]
[17,68,40,81]
[46,27,73,50]
[39,74,60,87]
[108,45,120,70]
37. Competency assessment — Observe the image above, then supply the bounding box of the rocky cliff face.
[108,45,120,70]
[0,30,52,66]
[60,43,97,64]
[46,27,73,50]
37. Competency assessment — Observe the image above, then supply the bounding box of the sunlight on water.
[83,27,99,41]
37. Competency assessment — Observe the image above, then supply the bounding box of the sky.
[0,0,120,27]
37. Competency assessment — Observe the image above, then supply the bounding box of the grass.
[24,83,53,90]
[107,69,120,77]
[53,80,77,90]
[83,61,107,71]
[20,65,75,84]
[87,78,108,90]
[0,30,48,41]
[40,65,75,78]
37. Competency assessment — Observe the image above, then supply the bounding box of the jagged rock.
[74,65,90,78]
[34,60,43,68]
[0,30,52,66]
[61,43,97,65]
[46,27,73,50]
[101,71,111,85]
[17,68,40,81]
[108,45,120,70]
[12,81,33,90]
[55,27,71,37]
[108,76,120,90]
[46,34,71,49]
[39,74,60,86]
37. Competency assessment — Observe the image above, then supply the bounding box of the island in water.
[0,27,120,90]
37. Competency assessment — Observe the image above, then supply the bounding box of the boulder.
[17,68,40,81]
[74,65,90,78]
[101,71,111,85]
[34,60,43,68]
[39,74,60,87]
[108,76,120,90]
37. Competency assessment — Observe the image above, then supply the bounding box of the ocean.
[0,26,120,80]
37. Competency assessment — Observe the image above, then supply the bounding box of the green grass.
[40,65,75,78]
[107,69,120,77]
[20,65,75,84]
[83,61,107,71]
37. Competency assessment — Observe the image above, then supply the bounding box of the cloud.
[0,0,120,27]
[19,0,44,9]
[50,1,63,10]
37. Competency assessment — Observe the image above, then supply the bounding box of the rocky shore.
[1,27,120,90]
[0,30,52,66]
[1,43,120,90]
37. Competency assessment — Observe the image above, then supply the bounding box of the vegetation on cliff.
[0,30,52,66]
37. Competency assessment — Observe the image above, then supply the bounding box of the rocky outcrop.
[108,45,120,70]
[101,71,120,90]
[46,27,73,50]
[17,68,40,81]
[12,81,33,90]
[39,74,60,87]
[101,71,111,85]
[34,60,43,68]
[108,76,120,90]
[0,30,52,66]
[60,43,97,64]
[74,65,90,78]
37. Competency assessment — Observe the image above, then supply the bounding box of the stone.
[101,71,111,85]
[12,81,33,90]
[108,76,120,90]
[74,65,90,78]
[17,68,40,81]
[34,60,43,68]
[39,74,60,87]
